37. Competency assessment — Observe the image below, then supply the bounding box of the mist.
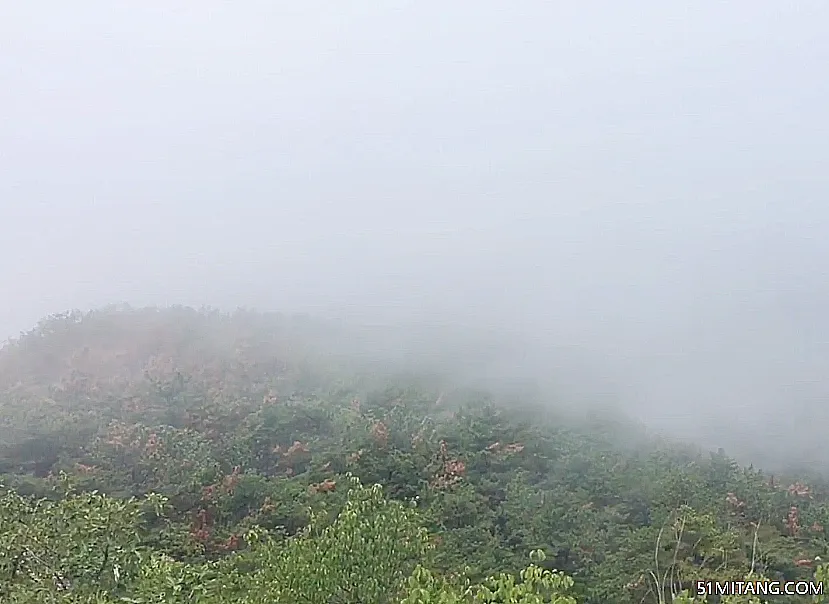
[2,2,828,471]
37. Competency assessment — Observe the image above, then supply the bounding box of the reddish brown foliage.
[309,478,337,494]
[371,421,389,447]
[432,440,465,489]
[485,441,525,455]
[785,506,800,536]
[788,482,811,498]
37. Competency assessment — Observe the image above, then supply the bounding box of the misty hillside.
[5,1,829,601]
[1,306,828,603]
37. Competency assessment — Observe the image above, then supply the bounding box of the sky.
[2,2,828,465]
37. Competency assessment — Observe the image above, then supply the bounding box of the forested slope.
[0,306,827,603]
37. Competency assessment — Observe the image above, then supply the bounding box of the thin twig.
[748,518,761,578]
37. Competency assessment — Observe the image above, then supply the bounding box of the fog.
[2,2,828,470]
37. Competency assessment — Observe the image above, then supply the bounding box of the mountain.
[0,306,827,603]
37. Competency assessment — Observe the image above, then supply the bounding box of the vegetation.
[1,306,828,602]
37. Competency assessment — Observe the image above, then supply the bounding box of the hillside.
[1,306,828,603]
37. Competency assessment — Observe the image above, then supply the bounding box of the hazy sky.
[2,2,828,456]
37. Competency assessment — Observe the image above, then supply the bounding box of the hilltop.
[1,306,827,603]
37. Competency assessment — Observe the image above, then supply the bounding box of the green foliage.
[402,551,577,603]
[0,474,164,602]
[2,306,829,603]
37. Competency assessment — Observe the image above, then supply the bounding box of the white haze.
[1,2,828,470]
